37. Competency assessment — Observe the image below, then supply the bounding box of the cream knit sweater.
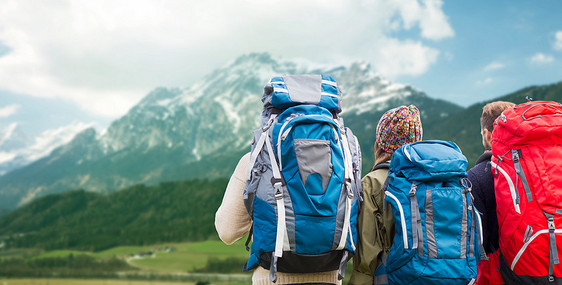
[215,153,341,285]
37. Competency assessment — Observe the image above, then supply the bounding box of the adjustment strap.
[337,131,355,250]
[511,149,533,202]
[269,254,278,282]
[409,183,423,255]
[265,131,286,259]
[470,192,488,260]
[546,212,559,280]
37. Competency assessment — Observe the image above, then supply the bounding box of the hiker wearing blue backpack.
[467,101,513,285]
[216,75,362,284]
[350,105,423,285]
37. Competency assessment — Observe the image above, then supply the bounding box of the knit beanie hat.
[376,105,423,153]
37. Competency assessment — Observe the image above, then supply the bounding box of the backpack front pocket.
[426,187,468,259]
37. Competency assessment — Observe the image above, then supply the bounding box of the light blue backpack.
[383,140,485,285]
[243,75,362,281]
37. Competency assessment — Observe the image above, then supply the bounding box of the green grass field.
[6,239,352,284]
[31,239,248,273]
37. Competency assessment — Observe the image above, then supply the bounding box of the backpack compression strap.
[265,124,286,283]
[464,178,488,261]
[337,129,356,251]
[336,128,357,280]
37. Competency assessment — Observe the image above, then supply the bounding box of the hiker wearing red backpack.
[467,101,514,285]
[349,105,423,285]
[490,101,562,284]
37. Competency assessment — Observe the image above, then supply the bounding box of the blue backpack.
[243,75,362,281]
[383,140,485,285]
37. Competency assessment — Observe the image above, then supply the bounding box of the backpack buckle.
[274,189,283,200]
[271,177,284,199]
[409,184,417,197]
[344,178,354,198]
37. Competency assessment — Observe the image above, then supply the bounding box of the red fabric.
[491,101,562,277]
[476,251,504,285]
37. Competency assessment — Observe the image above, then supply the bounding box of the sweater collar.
[475,151,493,165]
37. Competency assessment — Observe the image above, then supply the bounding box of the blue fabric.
[246,197,277,270]
[274,104,345,254]
[431,186,464,258]
[384,140,479,284]
[391,140,468,182]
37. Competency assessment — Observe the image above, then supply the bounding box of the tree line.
[0,178,228,251]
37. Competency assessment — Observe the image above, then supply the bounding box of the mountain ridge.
[0,52,509,209]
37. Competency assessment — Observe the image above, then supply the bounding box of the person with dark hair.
[349,105,423,285]
[468,101,514,285]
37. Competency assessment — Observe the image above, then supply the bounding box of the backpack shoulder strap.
[372,162,390,172]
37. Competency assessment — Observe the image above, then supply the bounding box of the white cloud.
[0,0,454,118]
[0,104,20,118]
[484,61,504,71]
[476,77,494,85]
[530,53,555,64]
[555,31,562,51]
[375,39,440,77]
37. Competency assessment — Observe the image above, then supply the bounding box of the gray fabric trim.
[461,191,468,258]
[557,209,562,215]
[468,203,475,259]
[332,179,347,250]
[338,250,350,280]
[470,193,488,260]
[409,184,423,255]
[511,149,533,202]
[546,212,559,278]
[294,139,333,192]
[425,189,437,258]
[523,225,533,243]
[283,182,296,251]
[283,75,322,105]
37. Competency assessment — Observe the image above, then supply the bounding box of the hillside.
[426,80,562,165]
[0,178,227,251]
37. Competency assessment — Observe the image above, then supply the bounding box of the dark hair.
[481,101,515,132]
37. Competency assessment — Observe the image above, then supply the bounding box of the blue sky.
[406,1,562,105]
[0,0,561,137]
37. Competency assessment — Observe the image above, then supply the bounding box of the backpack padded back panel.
[491,101,562,283]
[385,140,481,285]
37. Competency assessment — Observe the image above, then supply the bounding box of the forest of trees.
[0,178,228,251]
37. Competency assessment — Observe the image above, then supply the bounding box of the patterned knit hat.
[376,105,423,153]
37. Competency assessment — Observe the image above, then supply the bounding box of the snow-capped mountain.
[0,122,92,176]
[0,53,462,209]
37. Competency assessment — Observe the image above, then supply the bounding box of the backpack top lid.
[262,74,342,114]
[391,140,468,182]
[492,101,562,150]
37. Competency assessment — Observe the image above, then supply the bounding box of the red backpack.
[491,101,562,284]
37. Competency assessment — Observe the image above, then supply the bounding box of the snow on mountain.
[0,122,94,175]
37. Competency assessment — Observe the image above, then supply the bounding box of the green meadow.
[31,239,248,273]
